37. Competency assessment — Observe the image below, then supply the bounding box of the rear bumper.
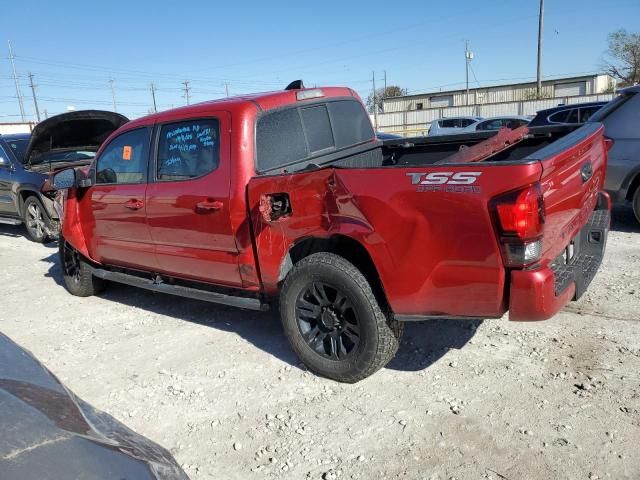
[508,193,610,321]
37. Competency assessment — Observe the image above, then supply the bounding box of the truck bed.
[247,122,608,321]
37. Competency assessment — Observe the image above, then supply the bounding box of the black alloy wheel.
[295,281,361,360]
[62,240,82,284]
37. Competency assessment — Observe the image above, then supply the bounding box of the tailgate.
[528,122,608,264]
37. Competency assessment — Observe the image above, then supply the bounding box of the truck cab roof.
[123,86,359,131]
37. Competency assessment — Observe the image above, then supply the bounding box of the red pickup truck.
[52,83,610,382]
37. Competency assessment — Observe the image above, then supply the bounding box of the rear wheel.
[279,253,403,383]
[23,196,52,243]
[59,240,106,297]
[633,187,640,224]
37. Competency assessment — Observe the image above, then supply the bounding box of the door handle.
[195,199,223,213]
[124,199,144,210]
[581,162,593,183]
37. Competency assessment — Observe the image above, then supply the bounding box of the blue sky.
[1,0,638,121]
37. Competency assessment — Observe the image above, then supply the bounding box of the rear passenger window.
[548,109,571,124]
[566,109,580,123]
[256,108,308,172]
[301,105,334,153]
[256,99,374,172]
[327,100,374,148]
[459,119,476,127]
[579,106,601,123]
[96,128,149,184]
[157,119,219,181]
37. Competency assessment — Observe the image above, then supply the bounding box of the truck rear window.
[256,99,374,172]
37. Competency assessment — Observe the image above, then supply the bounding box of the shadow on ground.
[386,319,482,371]
[0,224,58,247]
[42,251,481,375]
[611,204,639,233]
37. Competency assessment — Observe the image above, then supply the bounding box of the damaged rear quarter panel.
[247,162,542,317]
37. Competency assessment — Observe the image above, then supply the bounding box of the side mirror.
[0,156,11,169]
[52,168,77,190]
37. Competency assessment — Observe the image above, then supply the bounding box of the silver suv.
[590,86,640,223]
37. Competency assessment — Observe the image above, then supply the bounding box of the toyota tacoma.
[52,82,610,382]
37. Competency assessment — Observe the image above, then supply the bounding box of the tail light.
[491,183,545,267]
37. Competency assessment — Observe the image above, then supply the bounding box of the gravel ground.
[1,205,639,480]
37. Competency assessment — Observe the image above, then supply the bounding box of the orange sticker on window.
[122,146,132,160]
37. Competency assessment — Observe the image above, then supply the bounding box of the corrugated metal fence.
[372,93,615,136]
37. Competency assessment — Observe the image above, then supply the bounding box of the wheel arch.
[625,169,640,202]
[279,234,390,309]
[17,187,57,220]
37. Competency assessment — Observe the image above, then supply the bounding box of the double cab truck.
[52,82,610,382]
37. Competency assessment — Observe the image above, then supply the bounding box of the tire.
[23,196,52,243]
[633,187,640,225]
[59,239,106,297]
[279,253,403,383]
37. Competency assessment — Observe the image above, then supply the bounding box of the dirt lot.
[1,206,639,480]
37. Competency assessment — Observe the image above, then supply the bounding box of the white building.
[0,122,35,135]
[375,73,616,135]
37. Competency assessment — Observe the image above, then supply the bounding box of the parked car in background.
[375,131,402,140]
[52,83,609,382]
[427,116,482,136]
[0,111,126,242]
[460,116,530,132]
[0,332,188,480]
[589,86,640,223]
[528,101,607,127]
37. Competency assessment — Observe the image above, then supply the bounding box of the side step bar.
[92,268,269,311]
[0,218,22,225]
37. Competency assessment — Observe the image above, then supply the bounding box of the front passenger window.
[95,128,149,184]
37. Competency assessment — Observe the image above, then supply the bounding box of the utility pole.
[28,73,41,122]
[536,0,545,98]
[465,40,474,106]
[224,81,229,97]
[150,83,157,113]
[43,109,48,119]
[109,79,117,112]
[8,41,26,122]
[372,71,378,130]
[182,80,191,105]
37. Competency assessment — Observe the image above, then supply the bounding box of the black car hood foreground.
[24,110,128,167]
[0,332,189,480]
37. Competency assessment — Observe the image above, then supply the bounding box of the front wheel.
[633,187,640,225]
[23,196,52,243]
[279,253,403,383]
[59,240,106,297]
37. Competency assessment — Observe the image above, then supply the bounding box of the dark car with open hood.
[0,332,189,480]
[0,110,127,242]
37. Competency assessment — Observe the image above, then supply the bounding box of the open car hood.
[24,110,128,166]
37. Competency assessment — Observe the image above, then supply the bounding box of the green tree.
[366,86,404,113]
[603,29,640,86]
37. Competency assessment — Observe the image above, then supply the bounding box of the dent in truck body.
[247,161,543,319]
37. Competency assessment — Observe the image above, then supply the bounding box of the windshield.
[29,150,96,165]
[5,138,29,163]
